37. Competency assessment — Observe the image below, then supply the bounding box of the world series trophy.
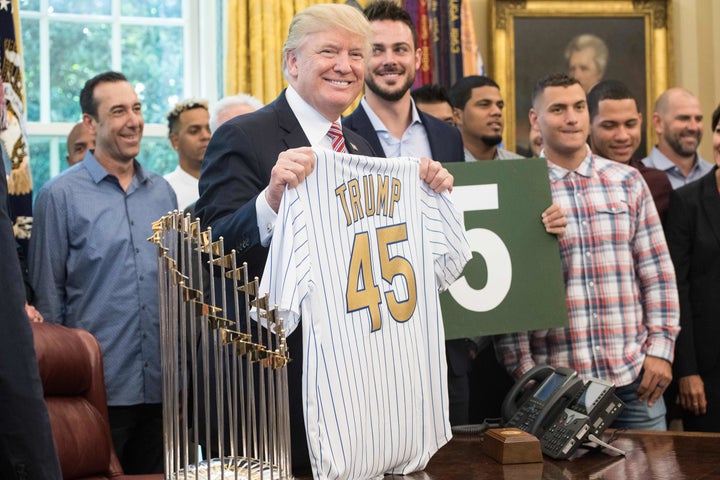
[150,211,292,480]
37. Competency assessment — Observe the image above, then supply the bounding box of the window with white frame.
[19,0,219,192]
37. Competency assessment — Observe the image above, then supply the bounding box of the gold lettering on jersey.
[335,175,402,226]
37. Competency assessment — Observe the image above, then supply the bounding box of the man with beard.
[344,1,566,427]
[343,1,463,165]
[642,87,712,189]
[449,75,523,161]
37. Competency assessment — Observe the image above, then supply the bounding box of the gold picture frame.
[490,0,671,157]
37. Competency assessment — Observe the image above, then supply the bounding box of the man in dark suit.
[663,103,720,432]
[0,154,62,479]
[342,2,464,165]
[195,3,453,474]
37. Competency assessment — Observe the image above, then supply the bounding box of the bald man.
[65,122,95,166]
[641,87,712,188]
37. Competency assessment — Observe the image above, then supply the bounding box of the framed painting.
[490,0,671,157]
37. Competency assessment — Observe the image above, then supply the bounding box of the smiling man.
[495,73,679,432]
[641,87,712,189]
[194,4,454,475]
[587,80,672,218]
[343,0,464,165]
[29,71,177,474]
[449,75,523,161]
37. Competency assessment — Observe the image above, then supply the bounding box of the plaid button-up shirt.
[496,150,680,387]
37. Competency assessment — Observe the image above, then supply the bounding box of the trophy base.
[171,457,292,480]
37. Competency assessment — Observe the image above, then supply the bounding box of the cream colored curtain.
[225,0,347,104]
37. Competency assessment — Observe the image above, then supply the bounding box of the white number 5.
[448,184,512,312]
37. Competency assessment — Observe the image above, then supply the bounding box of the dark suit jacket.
[665,166,720,379]
[342,102,464,164]
[194,90,375,472]
[0,160,61,479]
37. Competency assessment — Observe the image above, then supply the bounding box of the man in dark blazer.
[664,105,720,431]
[195,4,453,474]
[0,154,62,479]
[342,2,463,165]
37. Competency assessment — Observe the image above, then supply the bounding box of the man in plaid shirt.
[495,73,680,430]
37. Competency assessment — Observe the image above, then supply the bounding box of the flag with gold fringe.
[0,0,33,252]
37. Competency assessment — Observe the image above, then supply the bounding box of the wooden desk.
[299,430,720,479]
[388,430,720,479]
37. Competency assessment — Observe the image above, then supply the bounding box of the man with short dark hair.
[411,84,455,125]
[30,71,177,474]
[343,0,464,165]
[642,87,712,189]
[496,73,680,430]
[449,75,523,161]
[164,98,211,209]
[587,79,672,218]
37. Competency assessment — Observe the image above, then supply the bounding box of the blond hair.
[281,4,372,79]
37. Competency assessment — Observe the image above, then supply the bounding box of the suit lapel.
[418,109,440,159]
[344,106,386,158]
[274,91,311,150]
[700,167,720,248]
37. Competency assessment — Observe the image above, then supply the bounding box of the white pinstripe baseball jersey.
[259,148,471,480]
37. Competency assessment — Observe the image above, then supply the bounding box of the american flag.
[1,0,32,252]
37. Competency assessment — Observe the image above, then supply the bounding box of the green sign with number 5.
[441,158,568,338]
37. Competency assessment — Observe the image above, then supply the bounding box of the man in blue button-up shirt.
[29,71,177,474]
[642,87,712,189]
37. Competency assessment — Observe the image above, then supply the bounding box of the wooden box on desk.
[481,428,543,464]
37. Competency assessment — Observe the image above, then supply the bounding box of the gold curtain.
[225,0,348,104]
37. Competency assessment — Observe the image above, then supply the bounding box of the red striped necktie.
[327,122,347,153]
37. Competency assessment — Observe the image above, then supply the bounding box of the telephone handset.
[501,366,625,459]
[501,365,584,437]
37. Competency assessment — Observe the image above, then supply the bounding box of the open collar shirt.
[496,149,680,387]
[29,152,177,405]
[359,97,432,160]
[641,146,712,189]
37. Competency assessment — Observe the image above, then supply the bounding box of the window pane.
[122,0,182,18]
[28,138,55,197]
[19,0,39,12]
[50,21,112,122]
[48,0,111,15]
[138,137,175,177]
[122,25,183,124]
[21,18,40,122]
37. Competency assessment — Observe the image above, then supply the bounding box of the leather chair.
[32,322,163,480]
